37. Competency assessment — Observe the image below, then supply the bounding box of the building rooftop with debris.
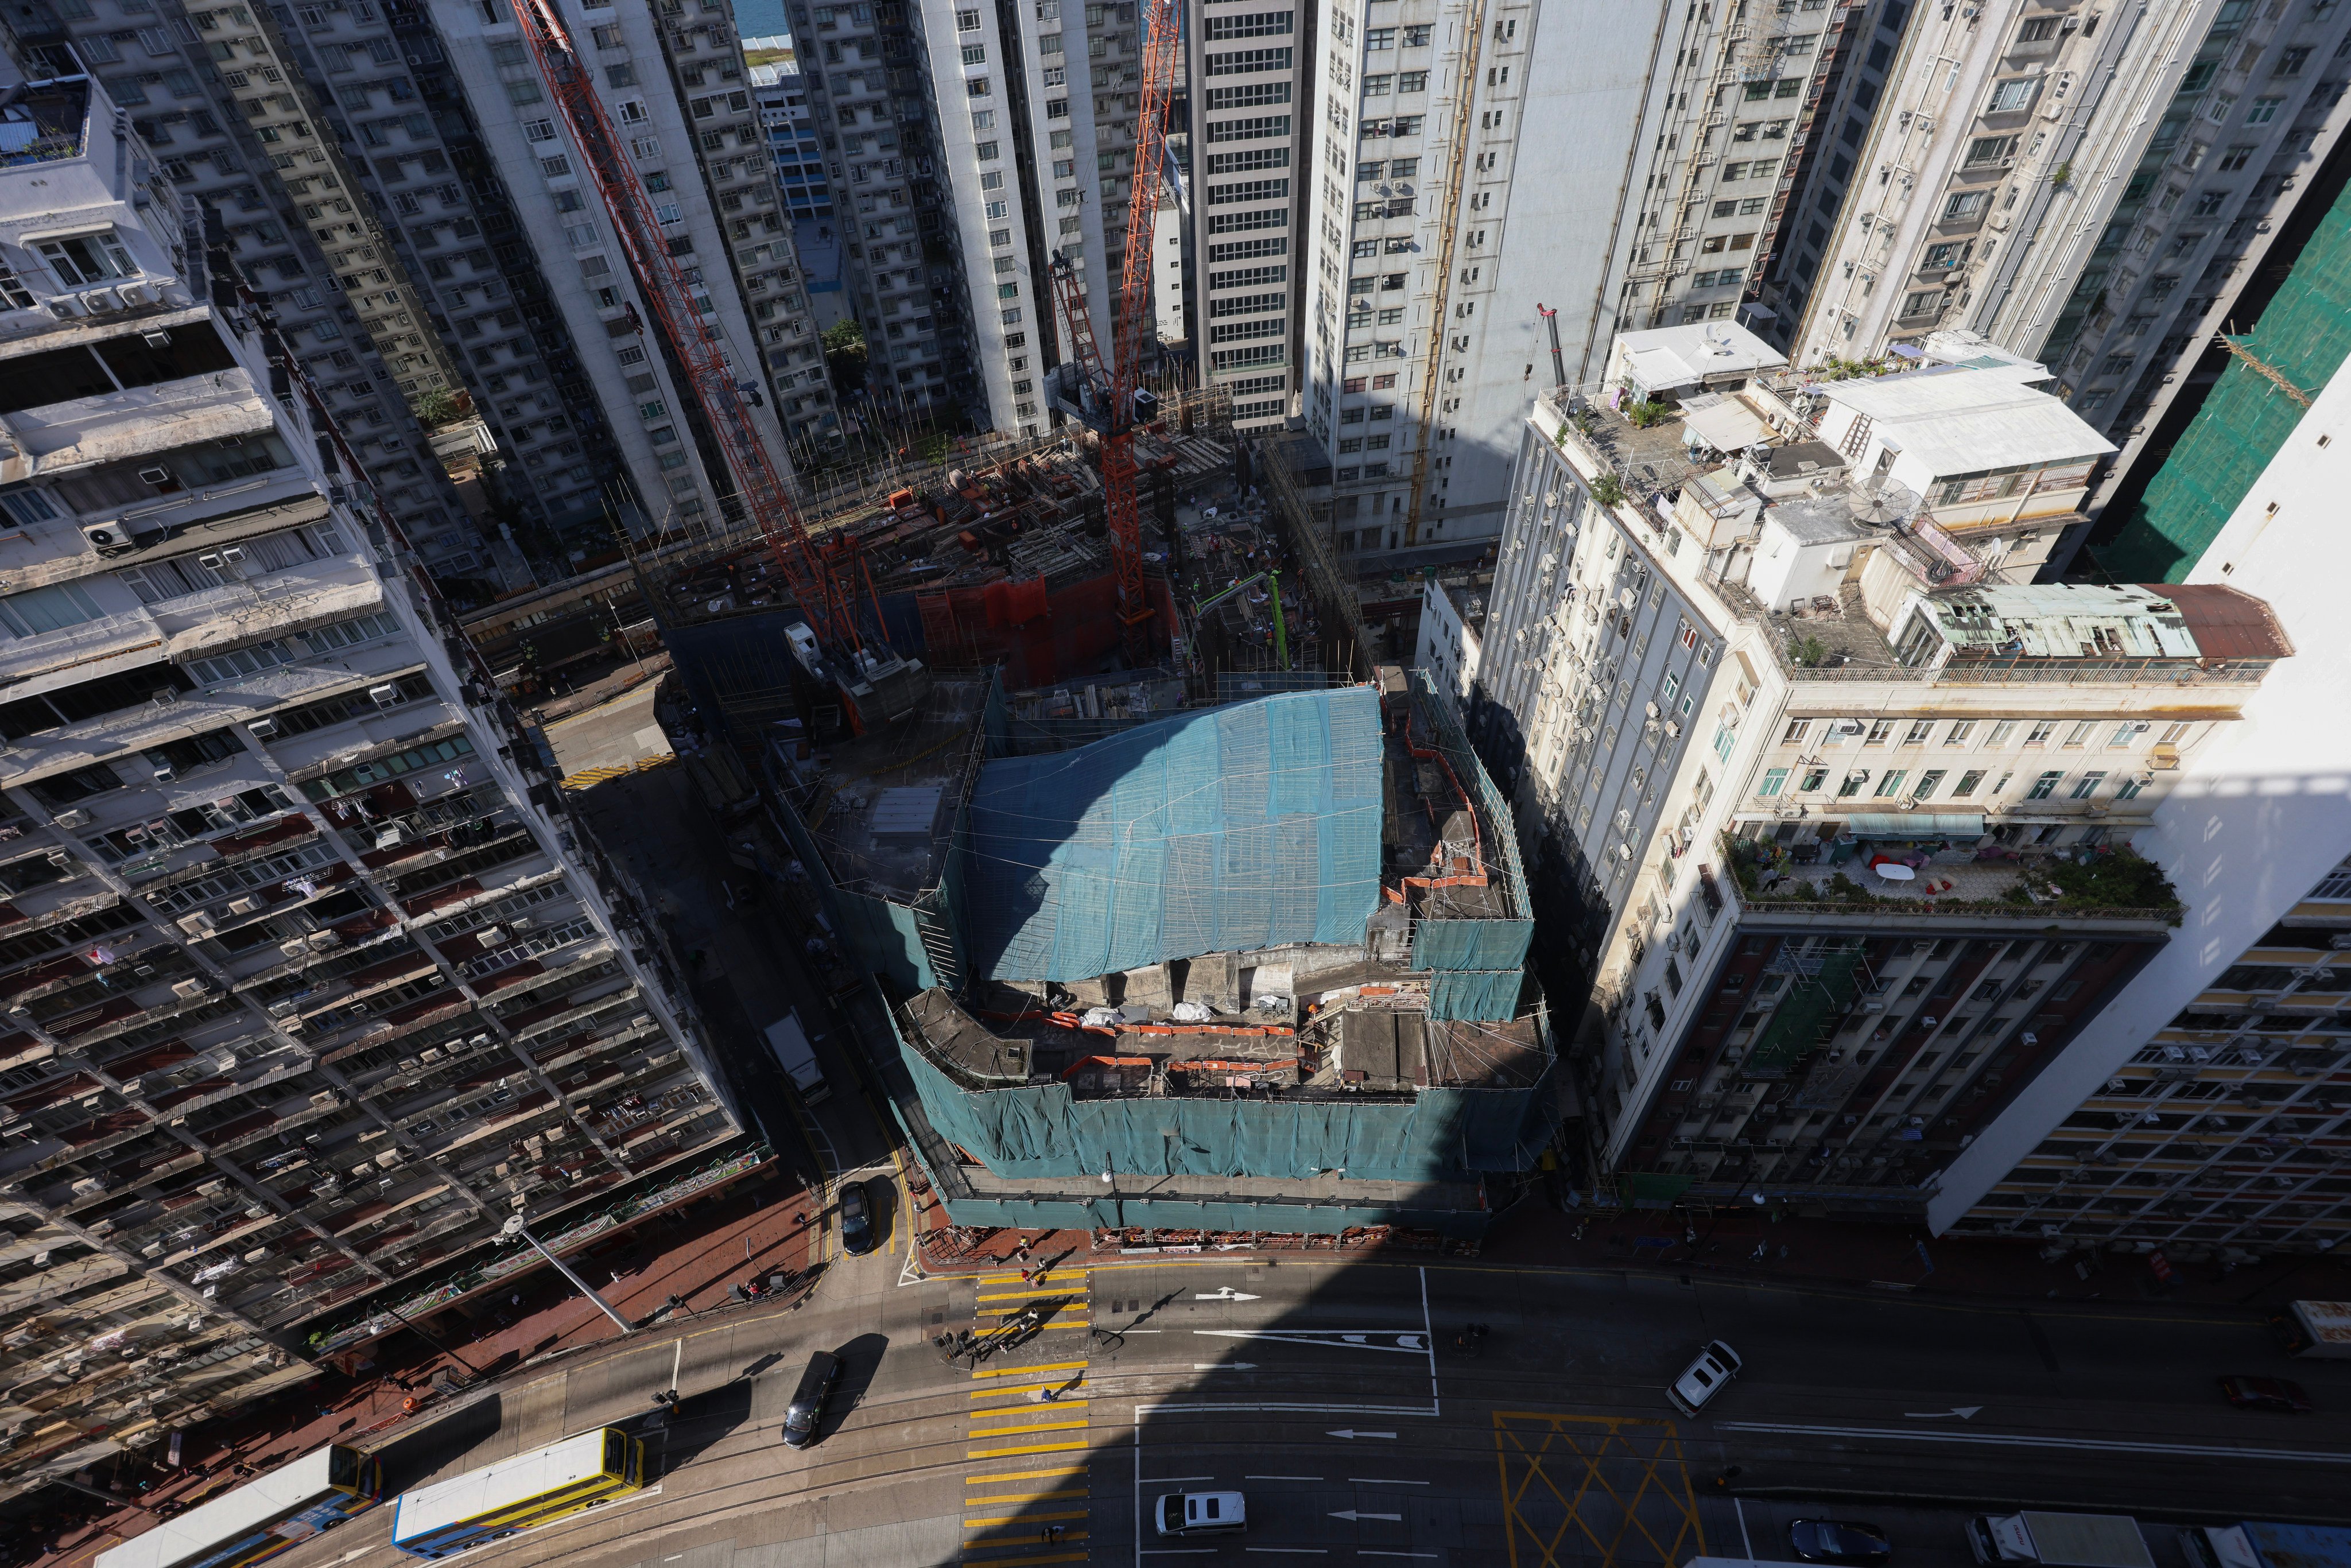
[765,663,1559,1235]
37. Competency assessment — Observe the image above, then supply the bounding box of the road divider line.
[967,1438,1094,1458]
[1346,1477,1430,1485]
[1245,1474,1322,1481]
[1142,1474,1216,1482]
[1716,1421,2351,1464]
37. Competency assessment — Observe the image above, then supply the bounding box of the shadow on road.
[659,1377,757,1470]
[374,1392,504,1490]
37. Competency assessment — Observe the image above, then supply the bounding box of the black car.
[839,1179,876,1255]
[1790,1520,1893,1565]
[782,1349,841,1449]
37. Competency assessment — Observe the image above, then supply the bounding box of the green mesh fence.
[2097,178,2351,582]
[1744,947,1864,1078]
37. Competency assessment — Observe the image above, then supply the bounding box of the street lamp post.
[501,1216,635,1336]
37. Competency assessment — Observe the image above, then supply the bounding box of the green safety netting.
[2098,178,2351,582]
[961,686,1386,983]
[903,1030,1551,1182]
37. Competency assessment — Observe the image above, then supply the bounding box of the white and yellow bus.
[389,1428,645,1558]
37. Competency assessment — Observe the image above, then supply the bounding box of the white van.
[1155,1491,1247,1536]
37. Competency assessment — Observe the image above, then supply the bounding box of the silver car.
[1667,1338,1742,1415]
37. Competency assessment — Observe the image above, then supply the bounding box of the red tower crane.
[509,0,906,720]
[1048,0,1184,664]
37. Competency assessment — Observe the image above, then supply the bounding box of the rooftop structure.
[1468,328,2288,1214]
[770,666,1558,1235]
[1604,323,1789,402]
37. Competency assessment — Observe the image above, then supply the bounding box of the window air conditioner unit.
[81,522,134,556]
[81,289,121,313]
[368,684,404,708]
[52,808,91,830]
[247,716,278,739]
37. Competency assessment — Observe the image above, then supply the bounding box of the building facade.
[3,0,832,587]
[1467,332,2286,1211]
[749,42,838,223]
[0,66,739,1489]
[1791,0,2351,485]
[1928,334,2351,1259]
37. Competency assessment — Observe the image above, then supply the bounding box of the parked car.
[1791,1519,1894,1565]
[839,1179,876,1255]
[1666,1339,1742,1415]
[2219,1375,2314,1412]
[782,1349,841,1448]
[1155,1491,1247,1537]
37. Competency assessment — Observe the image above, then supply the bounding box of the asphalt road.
[242,1242,2351,1568]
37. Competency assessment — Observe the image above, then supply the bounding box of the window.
[968,76,991,96]
[1902,719,1934,746]
[1953,769,1985,797]
[957,7,981,25]
[1800,767,1829,792]
[1988,77,2040,112]
[2024,720,2057,747]
[1364,24,1394,46]
[37,231,138,285]
[2018,15,2059,41]
[2116,777,2147,800]
[0,581,104,638]
[2218,143,2256,170]
[1945,720,1975,745]
[1915,769,1947,799]
[1874,770,1908,798]
[2276,45,2311,75]
[2069,772,2106,799]
[2246,96,2283,122]
[1398,71,1428,92]
[1987,720,2019,747]
[1863,719,1895,746]
[1941,191,1988,223]
[2062,720,2096,748]
[961,42,986,62]
[2026,770,2063,801]
[1780,718,1811,746]
[1964,134,2018,166]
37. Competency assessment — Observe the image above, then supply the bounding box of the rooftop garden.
[1720,834,2182,924]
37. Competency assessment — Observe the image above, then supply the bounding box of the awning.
[1842,812,1985,839]
[1680,395,1775,453]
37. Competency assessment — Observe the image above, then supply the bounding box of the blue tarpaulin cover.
[962,686,1385,982]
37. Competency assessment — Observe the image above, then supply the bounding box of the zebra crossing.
[957,1264,1096,1565]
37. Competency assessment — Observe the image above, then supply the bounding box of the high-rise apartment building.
[748,40,837,222]
[1926,316,2350,1259]
[0,64,738,1485]
[1466,328,2286,1204]
[2,0,831,586]
[1273,0,1890,563]
[1791,0,2351,486]
[429,0,831,515]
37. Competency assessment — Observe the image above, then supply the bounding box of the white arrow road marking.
[1327,1429,1398,1439]
[1196,1329,1430,1354]
[1195,1287,1264,1301]
[1903,1406,1983,1419]
[1194,1363,1259,1371]
[1717,1422,2351,1464]
[1330,1511,1403,1522]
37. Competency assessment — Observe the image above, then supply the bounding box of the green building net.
[2096,175,2351,583]
[1744,946,1864,1078]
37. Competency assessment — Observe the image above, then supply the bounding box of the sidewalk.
[28,1168,814,1568]
[902,1202,2351,1313]
[522,649,673,727]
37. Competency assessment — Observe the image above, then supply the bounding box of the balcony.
[0,370,276,486]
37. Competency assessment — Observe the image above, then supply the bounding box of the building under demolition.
[762,667,1561,1236]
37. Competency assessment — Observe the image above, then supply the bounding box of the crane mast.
[508,0,876,670]
[1050,0,1182,664]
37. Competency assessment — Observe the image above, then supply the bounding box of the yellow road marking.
[970,1415,1091,1437]
[1493,1411,1704,1568]
[958,1553,1089,1566]
[977,1303,1088,1316]
[964,1466,1087,1485]
[967,1438,1093,1458]
[973,1384,1084,1399]
[966,1488,1089,1506]
[965,1510,1089,1528]
[971,1360,1088,1379]
[977,1271,1092,1284]
[976,1286,1088,1301]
